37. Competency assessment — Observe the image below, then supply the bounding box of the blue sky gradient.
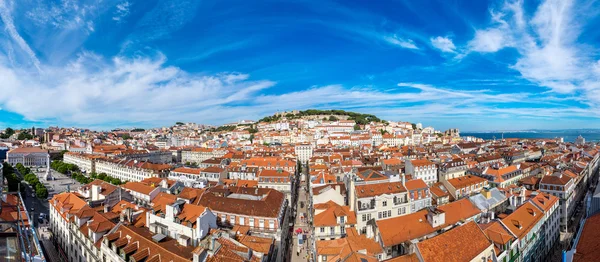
[1,0,600,131]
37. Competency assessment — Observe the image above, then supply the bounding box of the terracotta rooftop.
[574,212,600,262]
[416,222,492,262]
[355,181,407,198]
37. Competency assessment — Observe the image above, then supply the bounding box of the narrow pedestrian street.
[291,163,313,262]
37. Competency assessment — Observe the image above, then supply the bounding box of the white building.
[64,152,96,173]
[295,143,313,163]
[540,171,576,232]
[258,169,293,201]
[6,147,49,167]
[94,158,171,182]
[121,181,161,207]
[181,148,228,164]
[147,200,217,246]
[405,159,438,186]
[351,179,411,235]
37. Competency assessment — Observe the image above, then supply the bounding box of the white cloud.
[383,34,418,49]
[430,36,456,53]
[0,0,41,72]
[468,28,510,52]
[25,0,96,32]
[468,0,600,105]
[113,1,131,22]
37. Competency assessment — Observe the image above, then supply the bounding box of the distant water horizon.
[462,130,600,143]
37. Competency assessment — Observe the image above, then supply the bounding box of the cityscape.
[1,0,600,262]
[0,111,598,262]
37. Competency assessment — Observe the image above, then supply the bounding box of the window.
[378,212,382,219]
[362,214,366,222]
[388,210,392,217]
[320,227,325,233]
[382,201,387,207]
[330,227,335,235]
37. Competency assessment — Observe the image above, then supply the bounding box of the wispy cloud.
[467,0,600,106]
[113,1,131,22]
[24,0,97,32]
[0,0,41,72]
[430,36,456,53]
[382,34,418,49]
[128,0,201,44]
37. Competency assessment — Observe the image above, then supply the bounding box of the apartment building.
[121,181,161,207]
[196,186,287,237]
[94,158,171,182]
[227,165,260,180]
[295,143,313,163]
[114,149,173,164]
[168,167,218,187]
[442,175,488,200]
[540,171,576,232]
[64,152,97,173]
[530,192,560,256]
[240,157,296,173]
[405,179,431,213]
[258,169,292,200]
[405,158,437,186]
[470,165,523,188]
[147,199,218,246]
[501,201,546,261]
[438,158,468,181]
[313,201,357,240]
[352,180,410,235]
[49,192,116,262]
[415,222,495,262]
[375,198,482,259]
[101,224,196,262]
[181,147,228,164]
[316,228,383,261]
[481,221,519,262]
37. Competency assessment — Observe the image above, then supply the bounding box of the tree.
[249,134,255,144]
[176,122,184,126]
[411,123,417,130]
[121,134,133,140]
[328,116,339,121]
[35,184,48,199]
[353,124,361,131]
[380,129,389,135]
[1,127,14,139]
[17,132,33,140]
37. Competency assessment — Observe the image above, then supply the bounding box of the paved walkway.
[291,184,311,262]
[37,224,63,262]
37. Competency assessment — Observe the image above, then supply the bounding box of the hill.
[258,109,384,125]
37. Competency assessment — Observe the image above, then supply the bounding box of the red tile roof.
[416,222,492,262]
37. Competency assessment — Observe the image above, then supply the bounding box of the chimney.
[401,173,406,187]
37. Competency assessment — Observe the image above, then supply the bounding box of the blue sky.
[1,0,600,131]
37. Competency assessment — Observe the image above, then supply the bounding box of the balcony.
[358,205,374,211]
[394,197,408,206]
